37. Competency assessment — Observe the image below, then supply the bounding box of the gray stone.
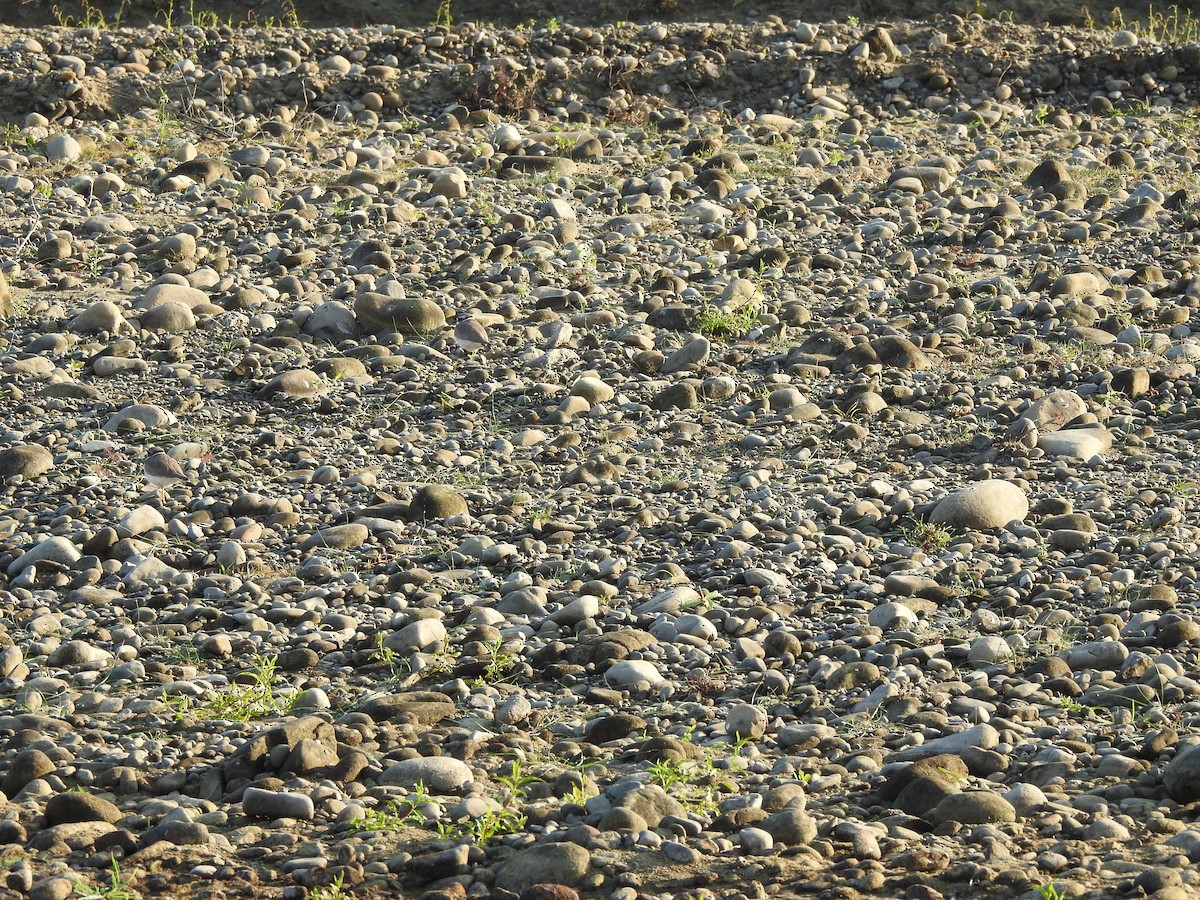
[379,756,473,793]
[1165,745,1200,803]
[300,523,369,552]
[384,618,447,655]
[1037,427,1113,461]
[7,536,81,576]
[69,301,128,334]
[892,724,1001,762]
[0,444,53,479]
[761,807,817,844]
[407,485,468,521]
[494,842,590,892]
[726,703,768,740]
[930,791,1017,825]
[1064,641,1129,670]
[617,785,685,827]
[930,481,1028,530]
[242,787,315,820]
[605,659,665,688]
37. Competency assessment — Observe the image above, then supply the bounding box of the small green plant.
[647,758,690,791]
[205,655,292,720]
[697,300,761,340]
[424,639,460,677]
[74,856,139,900]
[348,801,408,833]
[730,733,755,756]
[457,807,527,843]
[52,0,122,28]
[479,640,516,683]
[680,591,720,613]
[370,633,409,674]
[1110,100,1152,118]
[256,0,303,29]
[154,92,182,142]
[1137,5,1200,43]
[305,872,349,900]
[494,759,541,797]
[183,0,220,28]
[348,785,431,832]
[1036,882,1066,900]
[1054,696,1111,723]
[433,0,454,28]
[562,781,594,806]
[893,521,954,553]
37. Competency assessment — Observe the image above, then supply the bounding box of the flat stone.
[242,787,315,820]
[605,659,665,688]
[7,536,81,576]
[300,523,369,551]
[892,724,1001,763]
[1037,426,1113,461]
[379,756,473,793]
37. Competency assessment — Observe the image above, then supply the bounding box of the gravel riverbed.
[2,9,1200,900]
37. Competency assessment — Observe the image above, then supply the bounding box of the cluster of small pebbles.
[5,7,1200,900]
